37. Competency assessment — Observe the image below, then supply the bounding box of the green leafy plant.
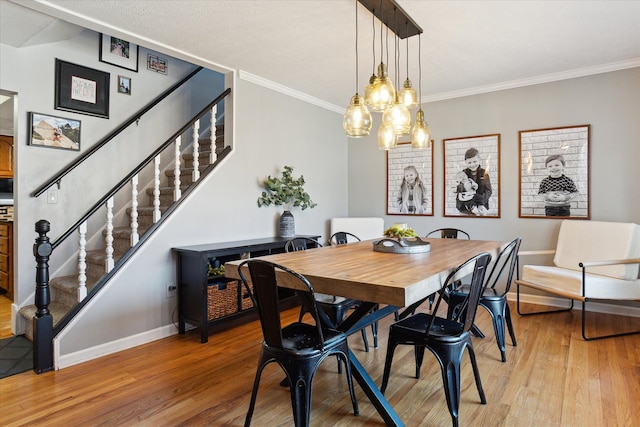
[257,165,317,210]
[383,225,417,239]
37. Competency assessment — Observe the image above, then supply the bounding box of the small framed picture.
[117,75,131,95]
[443,134,501,218]
[28,112,81,151]
[55,59,110,119]
[147,54,168,74]
[519,125,590,219]
[99,34,139,72]
[386,142,434,216]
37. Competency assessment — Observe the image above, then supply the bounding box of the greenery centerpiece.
[383,224,417,239]
[257,165,317,237]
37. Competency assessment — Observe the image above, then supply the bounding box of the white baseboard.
[55,324,179,370]
[507,292,640,317]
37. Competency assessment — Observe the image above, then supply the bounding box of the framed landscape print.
[54,59,110,119]
[519,125,590,219]
[99,33,139,72]
[28,112,81,151]
[443,134,500,218]
[386,142,434,216]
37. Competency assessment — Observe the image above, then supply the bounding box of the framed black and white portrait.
[386,142,434,216]
[443,134,500,218]
[519,125,590,219]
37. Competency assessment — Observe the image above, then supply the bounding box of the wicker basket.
[207,281,239,321]
[240,280,254,311]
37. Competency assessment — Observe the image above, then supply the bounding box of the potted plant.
[257,165,317,237]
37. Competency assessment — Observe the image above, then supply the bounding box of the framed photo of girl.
[386,142,434,216]
[443,134,500,218]
[519,125,590,219]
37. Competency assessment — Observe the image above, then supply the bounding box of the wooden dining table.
[226,237,505,427]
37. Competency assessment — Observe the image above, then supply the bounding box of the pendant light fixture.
[343,0,372,138]
[399,22,418,109]
[382,8,411,136]
[368,0,395,113]
[411,33,431,149]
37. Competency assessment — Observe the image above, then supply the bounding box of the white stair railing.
[192,120,200,183]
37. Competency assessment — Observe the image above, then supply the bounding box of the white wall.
[348,68,640,251]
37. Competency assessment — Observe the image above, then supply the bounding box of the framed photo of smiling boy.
[519,125,590,219]
[443,134,500,218]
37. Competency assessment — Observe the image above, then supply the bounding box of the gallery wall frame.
[519,124,590,219]
[147,54,168,74]
[99,34,139,72]
[386,142,434,216]
[28,111,81,151]
[118,75,131,95]
[54,59,110,119]
[443,134,500,218]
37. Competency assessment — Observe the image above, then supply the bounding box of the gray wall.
[348,68,640,250]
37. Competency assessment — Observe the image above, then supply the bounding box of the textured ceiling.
[3,0,640,113]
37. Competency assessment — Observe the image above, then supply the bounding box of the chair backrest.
[284,237,323,253]
[484,237,522,294]
[429,252,491,335]
[330,217,384,240]
[329,231,361,245]
[426,228,470,240]
[237,259,324,349]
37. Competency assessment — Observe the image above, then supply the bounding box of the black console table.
[172,235,319,343]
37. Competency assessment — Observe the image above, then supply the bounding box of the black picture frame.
[28,111,81,151]
[519,125,590,219]
[99,33,139,72]
[386,142,434,216]
[55,59,110,119]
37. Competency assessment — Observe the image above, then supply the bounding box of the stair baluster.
[78,221,87,300]
[153,155,161,223]
[130,175,139,246]
[192,120,200,183]
[173,136,182,202]
[210,105,217,164]
[105,197,114,272]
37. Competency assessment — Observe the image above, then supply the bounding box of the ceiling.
[2,0,640,119]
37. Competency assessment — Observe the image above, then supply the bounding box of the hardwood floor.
[1,294,12,339]
[0,302,639,426]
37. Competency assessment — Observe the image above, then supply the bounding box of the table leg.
[340,304,405,427]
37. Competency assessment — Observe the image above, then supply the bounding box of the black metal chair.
[426,228,471,239]
[328,231,361,245]
[238,259,359,427]
[380,252,492,427]
[447,237,522,362]
[286,237,375,353]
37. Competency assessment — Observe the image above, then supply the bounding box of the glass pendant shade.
[364,74,376,106]
[343,94,372,137]
[382,95,411,135]
[399,78,418,109]
[410,108,431,149]
[377,123,397,150]
[369,62,395,112]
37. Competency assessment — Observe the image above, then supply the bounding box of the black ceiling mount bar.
[357,0,422,39]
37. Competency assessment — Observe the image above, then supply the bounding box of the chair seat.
[393,313,465,338]
[315,293,348,304]
[281,323,346,354]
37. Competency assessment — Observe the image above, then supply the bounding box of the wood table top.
[226,238,504,307]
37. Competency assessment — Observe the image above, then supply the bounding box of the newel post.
[33,219,54,373]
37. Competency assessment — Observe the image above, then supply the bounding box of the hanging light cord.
[355,0,359,92]
[418,34,422,102]
[405,22,410,79]
[371,8,376,75]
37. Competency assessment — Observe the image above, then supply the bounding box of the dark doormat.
[0,335,32,379]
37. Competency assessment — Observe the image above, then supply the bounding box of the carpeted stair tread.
[19,301,73,328]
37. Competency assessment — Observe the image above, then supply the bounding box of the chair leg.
[581,300,640,341]
[337,348,360,416]
[466,342,487,404]
[481,299,508,362]
[414,345,425,379]
[289,373,312,427]
[505,303,517,347]
[380,339,399,394]
[245,354,269,427]
[372,321,378,348]
[360,329,369,352]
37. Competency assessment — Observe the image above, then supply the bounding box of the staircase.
[19,128,224,340]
